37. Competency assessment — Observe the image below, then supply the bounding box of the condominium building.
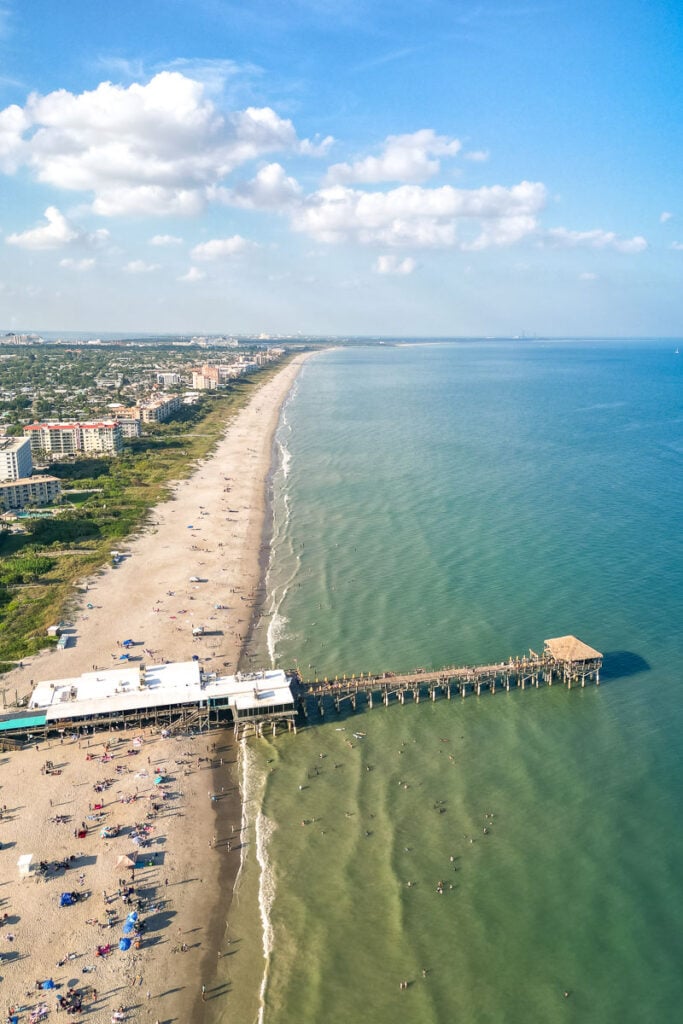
[0,474,62,510]
[81,422,123,453]
[191,362,254,389]
[116,417,142,439]
[0,436,33,481]
[156,372,182,387]
[24,421,123,458]
[138,395,182,422]
[24,423,80,458]
[192,365,221,390]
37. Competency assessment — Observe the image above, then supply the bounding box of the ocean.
[226,340,683,1024]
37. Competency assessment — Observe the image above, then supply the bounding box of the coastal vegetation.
[0,352,294,671]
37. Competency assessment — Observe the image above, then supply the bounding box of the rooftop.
[28,662,293,723]
[544,636,603,661]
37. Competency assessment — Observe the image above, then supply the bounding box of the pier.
[293,636,602,720]
[0,636,601,744]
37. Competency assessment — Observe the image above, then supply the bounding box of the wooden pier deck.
[293,635,603,719]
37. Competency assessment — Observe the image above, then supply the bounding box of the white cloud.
[292,180,547,249]
[299,134,334,157]
[579,271,597,280]
[0,71,319,217]
[0,102,28,173]
[463,149,490,162]
[545,227,647,253]
[374,254,416,275]
[215,162,302,210]
[59,257,95,271]
[178,266,205,282]
[326,129,462,185]
[670,241,683,251]
[149,233,183,246]
[7,206,77,249]
[660,211,673,223]
[190,234,253,261]
[93,186,203,218]
[6,206,109,250]
[124,260,160,273]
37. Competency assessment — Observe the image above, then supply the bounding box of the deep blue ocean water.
[234,340,683,1024]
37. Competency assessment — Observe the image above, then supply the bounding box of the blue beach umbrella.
[122,921,135,935]
[118,937,132,951]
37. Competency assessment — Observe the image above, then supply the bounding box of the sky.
[0,0,681,337]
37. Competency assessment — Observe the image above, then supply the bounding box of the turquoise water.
[243,341,683,1024]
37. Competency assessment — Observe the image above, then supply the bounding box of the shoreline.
[239,371,295,676]
[0,352,315,1024]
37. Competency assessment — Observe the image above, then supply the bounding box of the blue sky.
[0,0,681,336]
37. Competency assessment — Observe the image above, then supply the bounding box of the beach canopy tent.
[17,853,33,876]
[127,911,139,922]
[122,921,135,936]
[118,938,132,951]
[59,892,76,907]
[122,640,133,648]
[153,775,164,785]
[41,980,55,990]
[115,854,136,870]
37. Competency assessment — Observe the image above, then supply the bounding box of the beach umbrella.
[42,980,55,990]
[122,921,135,935]
[126,911,139,923]
[115,854,136,869]
[122,639,133,647]
[118,937,132,951]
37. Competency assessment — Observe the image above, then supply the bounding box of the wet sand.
[0,352,314,1024]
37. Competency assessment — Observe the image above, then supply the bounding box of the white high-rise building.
[0,436,33,481]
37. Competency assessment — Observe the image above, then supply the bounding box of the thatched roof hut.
[543,636,602,662]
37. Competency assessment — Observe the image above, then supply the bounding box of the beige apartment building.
[24,421,123,458]
[0,474,62,510]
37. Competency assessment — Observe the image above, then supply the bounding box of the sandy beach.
[0,353,313,1024]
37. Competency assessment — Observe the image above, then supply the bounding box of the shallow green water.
[230,341,683,1024]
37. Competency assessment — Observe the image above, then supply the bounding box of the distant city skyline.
[0,1,681,336]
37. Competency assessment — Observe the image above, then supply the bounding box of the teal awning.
[0,714,47,732]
